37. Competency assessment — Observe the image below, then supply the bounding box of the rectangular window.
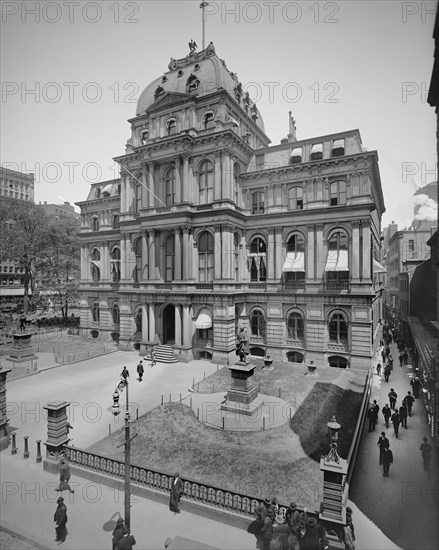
[251,192,265,214]
[255,155,265,170]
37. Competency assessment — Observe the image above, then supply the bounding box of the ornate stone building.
[77,44,385,369]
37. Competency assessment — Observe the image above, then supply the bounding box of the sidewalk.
[349,341,438,550]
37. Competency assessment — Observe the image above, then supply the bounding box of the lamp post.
[326,415,341,464]
[112,377,137,531]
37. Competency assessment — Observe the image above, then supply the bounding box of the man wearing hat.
[54,496,68,544]
[285,502,301,535]
[112,518,124,550]
[169,472,183,514]
[56,457,74,494]
[301,516,327,550]
[116,526,136,549]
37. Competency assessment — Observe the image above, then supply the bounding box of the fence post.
[278,387,281,398]
[222,417,225,430]
[161,395,163,405]
[109,424,112,436]
[197,408,199,419]
[36,440,42,463]
[262,417,266,431]
[11,433,17,455]
[179,393,182,403]
[23,436,30,459]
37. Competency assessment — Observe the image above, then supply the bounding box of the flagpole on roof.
[200,2,209,49]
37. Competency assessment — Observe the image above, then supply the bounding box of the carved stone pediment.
[148,91,192,112]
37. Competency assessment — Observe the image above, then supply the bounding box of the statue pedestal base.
[221,362,263,416]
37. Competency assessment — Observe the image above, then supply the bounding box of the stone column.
[315,224,325,280]
[214,224,222,279]
[183,305,192,346]
[214,153,222,200]
[148,230,156,280]
[43,401,71,472]
[0,368,12,451]
[120,236,127,280]
[174,228,182,280]
[175,305,182,346]
[142,305,148,341]
[175,157,182,203]
[148,162,155,208]
[275,227,283,280]
[222,154,231,200]
[182,156,189,203]
[267,227,275,280]
[361,220,371,280]
[141,231,148,280]
[351,221,361,280]
[307,225,315,280]
[182,226,190,280]
[188,157,194,203]
[149,304,156,342]
[239,234,247,282]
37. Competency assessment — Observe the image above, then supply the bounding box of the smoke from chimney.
[413,194,437,222]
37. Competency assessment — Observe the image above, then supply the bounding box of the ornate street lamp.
[111,377,137,531]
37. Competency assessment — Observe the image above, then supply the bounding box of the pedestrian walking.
[391,410,400,438]
[116,526,136,550]
[136,361,144,382]
[382,446,393,477]
[403,350,408,365]
[381,350,386,363]
[367,404,376,432]
[376,362,382,376]
[411,376,421,398]
[150,349,156,368]
[399,354,403,367]
[121,366,129,381]
[169,472,184,514]
[420,437,433,471]
[346,507,355,542]
[388,389,397,410]
[56,456,74,494]
[342,523,356,550]
[382,404,391,428]
[403,392,415,416]
[399,403,408,429]
[384,364,391,382]
[54,496,68,544]
[387,354,394,371]
[377,432,389,465]
[112,518,124,550]
[372,400,380,429]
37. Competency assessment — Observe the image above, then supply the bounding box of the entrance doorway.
[163,304,175,344]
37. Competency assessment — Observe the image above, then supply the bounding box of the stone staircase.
[151,344,178,363]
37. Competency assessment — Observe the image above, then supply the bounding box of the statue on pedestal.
[236,327,249,364]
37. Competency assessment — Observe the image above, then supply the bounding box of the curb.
[0,520,52,550]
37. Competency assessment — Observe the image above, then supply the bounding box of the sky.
[1,0,437,229]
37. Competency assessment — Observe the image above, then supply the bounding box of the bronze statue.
[236,327,249,363]
[188,39,198,52]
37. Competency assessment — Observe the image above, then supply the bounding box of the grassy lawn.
[87,363,367,510]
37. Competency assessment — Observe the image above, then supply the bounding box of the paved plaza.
[0,347,437,549]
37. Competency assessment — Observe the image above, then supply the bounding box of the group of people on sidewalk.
[119,352,157,385]
[370,337,434,478]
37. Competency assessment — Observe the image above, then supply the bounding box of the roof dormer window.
[166,118,177,136]
[290,147,302,164]
[332,139,345,157]
[310,143,323,161]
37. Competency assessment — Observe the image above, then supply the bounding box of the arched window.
[112,214,120,229]
[198,231,214,282]
[330,180,347,206]
[287,312,304,339]
[91,217,99,232]
[326,231,349,284]
[91,300,100,322]
[198,161,214,204]
[135,309,142,333]
[133,239,142,282]
[249,237,267,282]
[328,356,348,368]
[251,191,265,214]
[110,248,120,283]
[287,351,304,363]
[133,181,142,214]
[166,118,177,135]
[112,302,120,324]
[165,168,175,206]
[250,309,266,338]
[285,234,305,285]
[165,236,175,282]
[204,111,215,129]
[91,249,100,282]
[288,187,303,210]
[329,311,348,343]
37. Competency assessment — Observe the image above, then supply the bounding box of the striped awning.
[282,252,305,272]
[290,147,302,157]
[333,139,344,149]
[194,308,212,329]
[325,250,349,271]
[373,259,387,274]
[101,183,115,196]
[311,143,323,153]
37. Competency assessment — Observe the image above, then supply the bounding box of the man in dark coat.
[403,350,408,365]
[136,361,144,382]
[285,502,301,535]
[169,472,184,514]
[54,496,68,543]
[382,446,393,476]
[367,405,376,432]
[403,392,415,416]
[399,403,408,429]
[382,403,391,428]
[388,389,397,410]
[112,518,124,550]
[56,457,74,493]
[420,437,433,471]
[384,364,391,382]
[116,526,136,550]
[391,410,400,438]
[411,376,421,398]
[121,366,129,381]
[377,432,389,465]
